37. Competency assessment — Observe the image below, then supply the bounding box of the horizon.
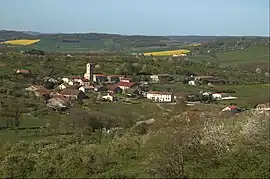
[1,29,269,37]
[1,0,269,36]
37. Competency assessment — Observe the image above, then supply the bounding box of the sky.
[0,0,269,36]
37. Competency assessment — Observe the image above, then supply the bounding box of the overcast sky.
[0,0,269,36]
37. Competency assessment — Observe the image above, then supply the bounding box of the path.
[156,103,172,112]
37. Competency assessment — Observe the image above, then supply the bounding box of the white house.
[62,77,70,83]
[58,83,69,90]
[188,80,196,86]
[146,91,173,102]
[149,75,160,82]
[212,93,222,100]
[102,93,114,102]
[68,81,74,86]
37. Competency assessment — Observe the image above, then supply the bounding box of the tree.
[44,81,55,89]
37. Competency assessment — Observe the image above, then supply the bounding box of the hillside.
[0,30,268,53]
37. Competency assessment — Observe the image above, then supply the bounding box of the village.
[20,62,269,115]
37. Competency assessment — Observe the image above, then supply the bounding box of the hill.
[0,30,268,53]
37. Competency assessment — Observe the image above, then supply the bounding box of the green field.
[214,84,270,107]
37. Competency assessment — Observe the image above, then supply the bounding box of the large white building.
[146,91,173,102]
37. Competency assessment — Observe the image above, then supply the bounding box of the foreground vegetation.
[0,108,269,178]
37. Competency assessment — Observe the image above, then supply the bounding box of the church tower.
[84,63,94,82]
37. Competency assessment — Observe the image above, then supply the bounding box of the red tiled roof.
[94,73,107,77]
[147,91,172,95]
[117,82,135,87]
[229,105,238,110]
[82,78,89,82]
[107,85,120,91]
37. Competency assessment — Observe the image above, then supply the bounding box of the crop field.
[1,39,40,45]
[144,49,191,56]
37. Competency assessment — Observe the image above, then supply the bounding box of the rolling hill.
[0,30,268,53]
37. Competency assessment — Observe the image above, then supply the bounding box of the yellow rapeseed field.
[144,49,191,56]
[1,39,40,45]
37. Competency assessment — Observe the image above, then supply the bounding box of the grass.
[151,82,200,93]
[217,45,269,64]
[144,49,191,56]
[1,39,40,45]
[188,45,269,65]
[214,84,270,107]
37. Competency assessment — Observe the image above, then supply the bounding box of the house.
[149,75,159,83]
[117,82,136,90]
[16,69,30,74]
[212,93,237,100]
[106,85,123,94]
[34,88,51,97]
[188,80,196,86]
[93,74,107,82]
[79,85,95,93]
[62,76,83,85]
[62,77,70,83]
[149,74,174,83]
[107,75,124,83]
[60,89,85,100]
[94,85,105,92]
[202,92,212,96]
[68,81,74,86]
[146,91,173,102]
[221,105,240,114]
[102,93,115,102]
[58,83,70,90]
[82,79,90,86]
[120,77,132,83]
[212,93,223,100]
[47,95,71,110]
